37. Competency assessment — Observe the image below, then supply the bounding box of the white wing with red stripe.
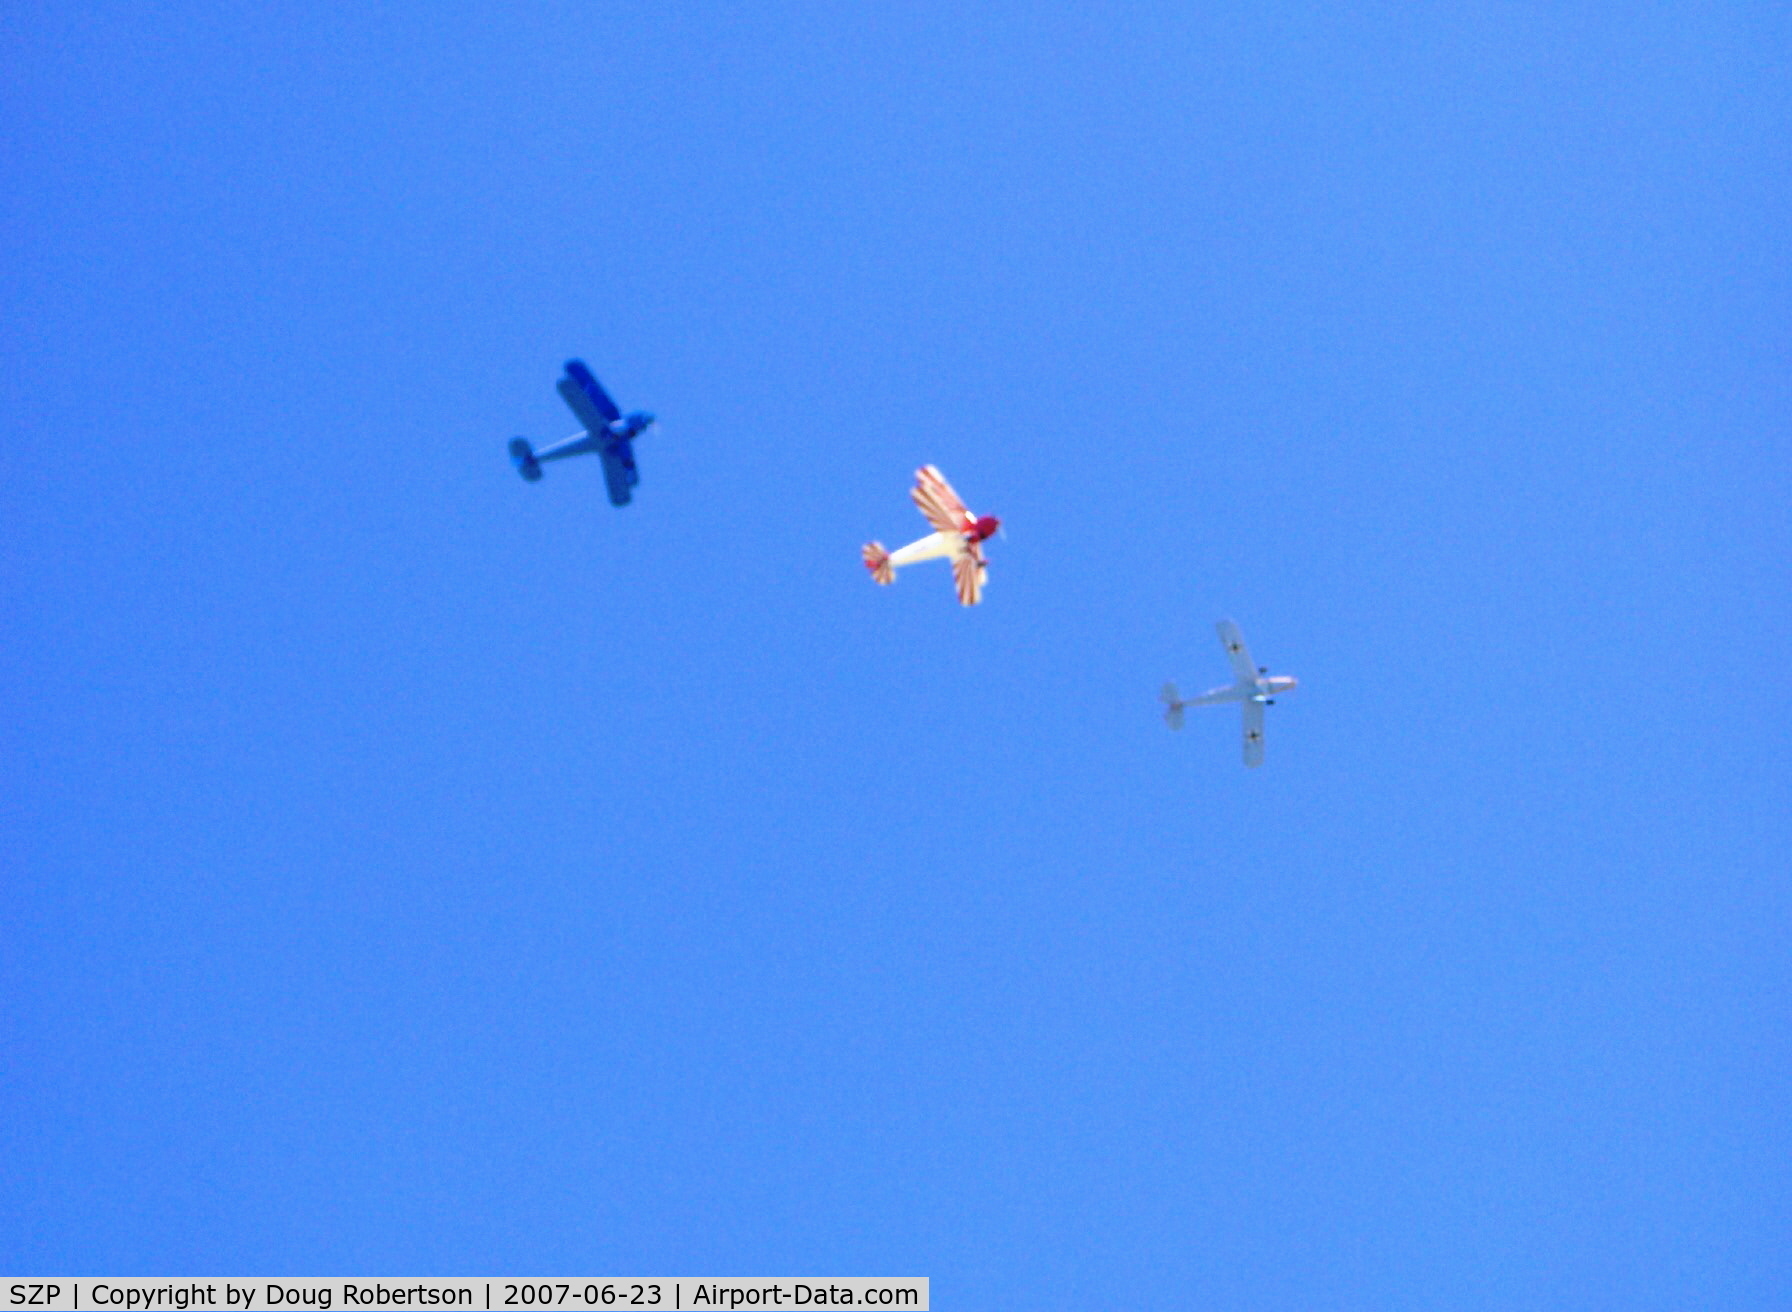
[912,464,976,536]
[952,551,986,606]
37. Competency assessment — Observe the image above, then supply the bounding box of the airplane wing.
[598,444,634,506]
[1216,619,1258,683]
[558,360,621,432]
[1241,699,1266,768]
[912,465,975,536]
[951,551,985,606]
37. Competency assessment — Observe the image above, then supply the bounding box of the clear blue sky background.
[4,3,1787,1305]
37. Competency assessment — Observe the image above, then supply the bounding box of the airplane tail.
[1160,682,1185,731]
[509,437,542,482]
[862,541,894,584]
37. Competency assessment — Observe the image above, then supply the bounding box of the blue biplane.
[509,360,657,506]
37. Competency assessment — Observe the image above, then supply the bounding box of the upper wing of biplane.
[912,465,975,536]
[557,359,621,432]
[1216,619,1259,684]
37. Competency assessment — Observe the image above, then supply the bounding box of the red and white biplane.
[861,465,1001,606]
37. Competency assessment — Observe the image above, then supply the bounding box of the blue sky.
[3,3,1787,1305]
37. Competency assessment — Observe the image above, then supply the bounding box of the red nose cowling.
[971,515,1001,542]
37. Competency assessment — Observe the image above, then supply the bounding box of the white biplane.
[862,466,1001,606]
[1162,620,1298,767]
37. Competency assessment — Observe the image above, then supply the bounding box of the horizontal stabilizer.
[862,541,894,584]
[1161,684,1185,730]
[509,437,542,482]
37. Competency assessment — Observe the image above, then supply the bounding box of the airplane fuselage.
[886,531,962,568]
[1189,674,1299,706]
[536,411,653,458]
[608,411,655,442]
[885,514,997,569]
[1252,675,1298,702]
